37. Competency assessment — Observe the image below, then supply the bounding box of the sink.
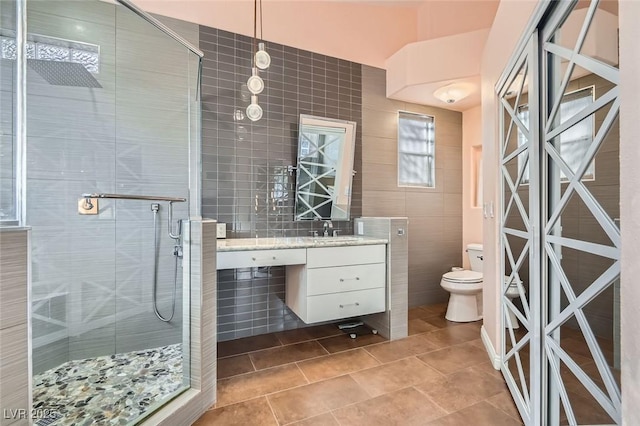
[311,236,363,244]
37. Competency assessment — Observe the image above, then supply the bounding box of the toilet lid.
[443,270,483,283]
[504,275,523,286]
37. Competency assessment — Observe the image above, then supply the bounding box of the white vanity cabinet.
[285,244,386,324]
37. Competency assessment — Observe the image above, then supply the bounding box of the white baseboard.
[481,325,502,370]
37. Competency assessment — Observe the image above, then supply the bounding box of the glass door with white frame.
[498,1,621,424]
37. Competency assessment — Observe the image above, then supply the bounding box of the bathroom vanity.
[216,236,388,324]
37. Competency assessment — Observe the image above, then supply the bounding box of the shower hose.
[152,206,180,322]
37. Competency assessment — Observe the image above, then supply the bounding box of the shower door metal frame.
[498,0,622,424]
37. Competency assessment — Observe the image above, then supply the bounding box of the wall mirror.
[294,114,356,220]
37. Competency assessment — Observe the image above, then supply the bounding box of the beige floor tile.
[218,334,282,358]
[217,354,255,379]
[419,303,449,317]
[275,324,342,345]
[425,401,523,425]
[559,390,616,425]
[216,364,308,407]
[422,315,471,329]
[486,390,523,421]
[249,341,328,370]
[267,375,369,424]
[466,361,504,381]
[421,325,482,350]
[288,412,339,426]
[297,348,380,383]
[317,332,386,354]
[351,356,444,397]
[364,334,438,363]
[415,368,507,413]
[417,341,488,374]
[408,307,432,320]
[332,387,448,426]
[194,397,277,426]
[408,318,441,335]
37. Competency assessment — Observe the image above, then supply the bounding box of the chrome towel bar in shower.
[81,193,186,203]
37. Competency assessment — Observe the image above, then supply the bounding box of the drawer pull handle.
[339,277,360,282]
[339,302,360,308]
[252,256,276,261]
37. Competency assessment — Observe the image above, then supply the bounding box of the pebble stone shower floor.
[32,343,184,425]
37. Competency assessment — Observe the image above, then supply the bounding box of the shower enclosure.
[1,0,202,423]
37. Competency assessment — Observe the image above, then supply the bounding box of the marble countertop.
[217,235,388,252]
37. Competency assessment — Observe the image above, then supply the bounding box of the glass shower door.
[25,1,198,423]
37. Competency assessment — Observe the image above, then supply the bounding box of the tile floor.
[195,304,523,426]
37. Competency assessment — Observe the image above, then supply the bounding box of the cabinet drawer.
[305,288,386,323]
[217,249,306,269]
[307,244,385,268]
[307,263,385,296]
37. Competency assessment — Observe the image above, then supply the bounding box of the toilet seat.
[442,270,483,284]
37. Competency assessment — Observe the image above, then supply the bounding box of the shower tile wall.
[27,1,198,374]
[361,66,463,307]
[199,26,362,341]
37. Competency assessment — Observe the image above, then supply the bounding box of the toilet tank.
[467,243,484,272]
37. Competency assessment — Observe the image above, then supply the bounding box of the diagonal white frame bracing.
[544,0,599,133]
[546,86,617,142]
[502,97,531,146]
[499,32,538,425]
[497,1,621,424]
[504,312,532,408]
[544,96,621,247]
[503,236,532,322]
[545,244,621,409]
[502,62,529,158]
[546,339,579,425]
[502,162,531,233]
[547,337,620,422]
[544,42,619,86]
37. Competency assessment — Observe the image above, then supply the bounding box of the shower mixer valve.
[77,197,99,215]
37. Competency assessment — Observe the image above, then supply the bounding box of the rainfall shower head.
[27,59,102,88]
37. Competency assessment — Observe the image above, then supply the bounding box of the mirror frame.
[294,114,357,221]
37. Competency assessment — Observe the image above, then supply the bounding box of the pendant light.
[255,42,270,70]
[246,95,263,121]
[246,0,268,121]
[255,0,270,70]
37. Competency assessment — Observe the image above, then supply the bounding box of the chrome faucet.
[323,220,333,237]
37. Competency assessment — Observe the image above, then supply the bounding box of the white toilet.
[440,243,484,322]
[504,274,524,329]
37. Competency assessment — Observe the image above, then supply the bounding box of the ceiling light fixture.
[246,0,268,121]
[433,83,473,104]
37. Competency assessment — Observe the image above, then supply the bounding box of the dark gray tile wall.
[199,26,363,341]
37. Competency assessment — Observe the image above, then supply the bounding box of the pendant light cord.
[260,0,264,40]
[253,0,257,67]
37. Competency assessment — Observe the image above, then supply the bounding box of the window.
[518,86,595,183]
[398,111,435,188]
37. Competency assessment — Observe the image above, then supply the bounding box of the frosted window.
[398,111,435,187]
